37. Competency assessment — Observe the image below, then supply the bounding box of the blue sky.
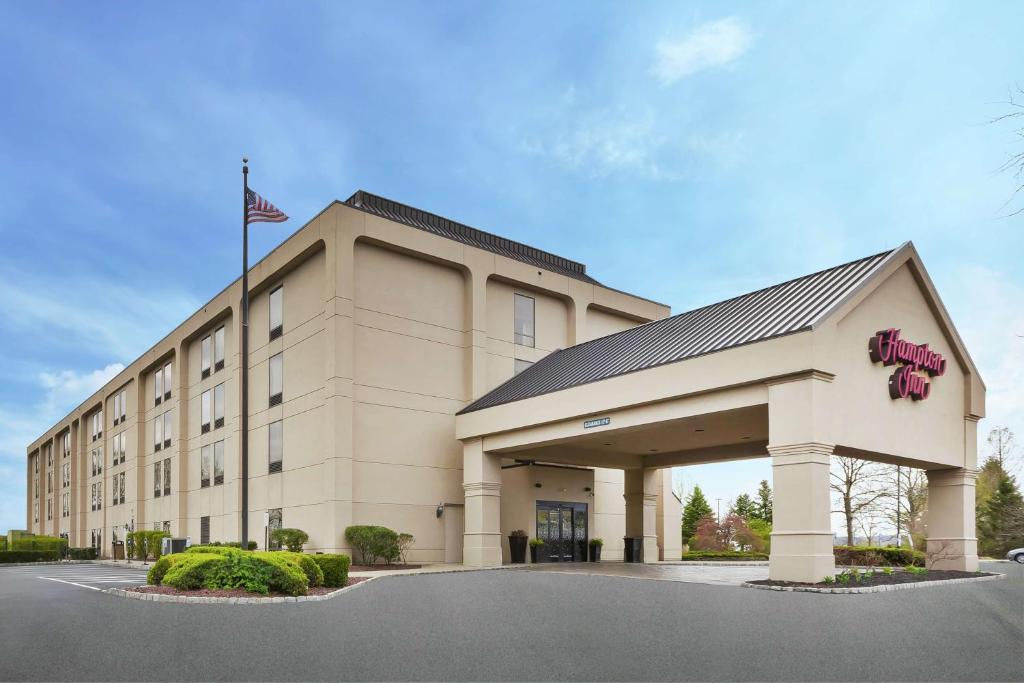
[2,1,1022,534]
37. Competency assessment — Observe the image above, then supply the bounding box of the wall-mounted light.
[583,487,592,492]
[534,483,542,488]
[436,503,444,518]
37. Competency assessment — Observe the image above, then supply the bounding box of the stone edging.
[668,561,769,566]
[105,575,380,604]
[742,573,1006,594]
[0,560,95,568]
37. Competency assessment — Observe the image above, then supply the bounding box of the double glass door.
[535,501,588,562]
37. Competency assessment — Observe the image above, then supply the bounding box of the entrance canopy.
[456,243,985,582]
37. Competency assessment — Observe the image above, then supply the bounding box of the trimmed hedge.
[833,545,925,567]
[11,535,66,553]
[280,552,324,587]
[162,553,225,590]
[680,550,770,561]
[311,554,351,588]
[0,550,59,563]
[68,547,98,560]
[147,555,175,585]
[345,525,400,565]
[128,530,169,561]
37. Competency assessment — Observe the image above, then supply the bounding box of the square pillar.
[768,443,836,583]
[624,468,659,563]
[925,468,978,571]
[463,438,502,567]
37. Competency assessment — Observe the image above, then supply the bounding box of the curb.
[105,575,380,604]
[666,561,769,567]
[742,573,1006,594]
[0,560,95,568]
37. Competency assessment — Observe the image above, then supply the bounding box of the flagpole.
[240,158,250,549]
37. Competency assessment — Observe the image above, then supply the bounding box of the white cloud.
[653,17,753,85]
[38,364,125,416]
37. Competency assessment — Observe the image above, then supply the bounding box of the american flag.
[246,189,288,223]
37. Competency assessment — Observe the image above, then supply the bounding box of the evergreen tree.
[978,469,1024,556]
[681,485,714,546]
[731,493,756,519]
[752,480,773,523]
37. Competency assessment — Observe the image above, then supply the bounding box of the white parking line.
[38,577,102,591]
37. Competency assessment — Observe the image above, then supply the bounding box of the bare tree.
[831,456,891,545]
[991,86,1024,217]
[987,426,1018,474]
[883,466,928,549]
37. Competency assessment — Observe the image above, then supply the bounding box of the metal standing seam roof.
[459,248,897,414]
[344,190,603,285]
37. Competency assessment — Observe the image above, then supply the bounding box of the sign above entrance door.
[584,417,610,429]
[868,328,946,401]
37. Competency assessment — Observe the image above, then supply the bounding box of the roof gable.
[460,248,896,414]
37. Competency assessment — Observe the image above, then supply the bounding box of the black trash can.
[623,537,643,563]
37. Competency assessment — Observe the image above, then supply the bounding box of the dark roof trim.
[344,190,602,285]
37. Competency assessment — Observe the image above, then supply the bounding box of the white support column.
[768,443,836,582]
[925,468,978,571]
[463,438,502,567]
[624,468,659,563]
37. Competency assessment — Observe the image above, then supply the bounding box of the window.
[213,384,225,429]
[91,412,103,441]
[154,366,163,406]
[46,499,52,521]
[514,293,535,347]
[200,516,210,545]
[268,420,283,473]
[115,432,126,465]
[119,472,125,504]
[214,326,225,372]
[62,493,69,518]
[91,481,102,511]
[112,392,121,426]
[33,454,38,474]
[62,462,70,489]
[118,389,127,423]
[269,286,283,340]
[33,501,38,523]
[201,335,212,379]
[154,462,161,498]
[163,361,172,400]
[269,353,283,406]
[90,448,102,477]
[268,508,283,549]
[62,433,70,458]
[153,415,163,452]
[33,475,38,499]
[111,475,118,506]
[514,358,534,375]
[201,445,211,488]
[163,458,171,496]
[201,390,211,433]
[47,468,52,494]
[213,440,224,485]
[163,411,173,449]
[163,521,170,534]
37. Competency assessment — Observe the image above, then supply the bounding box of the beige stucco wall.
[499,463,594,562]
[24,197,668,559]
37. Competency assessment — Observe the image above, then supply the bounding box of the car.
[1006,548,1024,563]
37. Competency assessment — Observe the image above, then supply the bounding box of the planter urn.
[588,544,602,562]
[508,535,527,564]
[529,544,540,563]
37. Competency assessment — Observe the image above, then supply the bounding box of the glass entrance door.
[535,501,587,562]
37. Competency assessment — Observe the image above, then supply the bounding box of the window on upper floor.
[154,366,164,406]
[46,498,52,521]
[33,501,38,523]
[111,475,118,506]
[153,462,161,498]
[269,420,283,474]
[163,458,171,496]
[214,326,225,372]
[153,415,163,452]
[214,384,225,429]
[62,433,70,458]
[269,286,283,340]
[514,293,535,347]
[201,445,211,488]
[118,389,127,423]
[91,412,103,441]
[163,361,172,401]
[163,411,173,449]
[62,492,69,518]
[514,358,534,375]
[33,454,38,474]
[201,335,212,379]
[201,389,211,433]
[62,462,70,489]
[213,440,224,485]
[269,353,283,406]
[112,392,121,426]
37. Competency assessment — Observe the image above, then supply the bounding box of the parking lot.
[0,560,1020,681]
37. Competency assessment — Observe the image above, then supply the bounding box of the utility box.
[161,537,188,555]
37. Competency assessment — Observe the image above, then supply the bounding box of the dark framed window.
[200,445,211,488]
[514,293,535,347]
[201,390,211,433]
[214,384,225,429]
[154,367,163,406]
[269,353,283,406]
[200,516,210,545]
[213,440,224,485]
[201,335,212,379]
[163,458,171,496]
[163,361,172,400]
[268,508,282,549]
[153,462,161,498]
[163,411,172,449]
[268,420,283,474]
[154,416,163,452]
[269,286,283,340]
[214,326,225,372]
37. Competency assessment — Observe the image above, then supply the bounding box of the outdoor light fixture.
[583,487,592,492]
[436,503,444,518]
[534,483,542,488]
[695,428,705,432]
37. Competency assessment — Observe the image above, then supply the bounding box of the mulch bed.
[750,569,996,589]
[349,564,421,571]
[123,576,370,599]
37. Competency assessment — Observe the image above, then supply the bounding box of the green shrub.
[270,528,309,553]
[280,552,324,587]
[147,555,177,585]
[680,550,769,561]
[205,553,273,595]
[67,547,98,560]
[0,537,6,552]
[161,553,225,590]
[311,554,351,588]
[833,545,925,567]
[345,525,399,565]
[254,552,308,596]
[529,538,545,547]
[0,550,59,563]
[186,545,244,557]
[11,535,67,553]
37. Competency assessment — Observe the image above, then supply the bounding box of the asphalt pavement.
[0,560,1020,681]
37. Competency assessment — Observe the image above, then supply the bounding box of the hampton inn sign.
[868,327,947,401]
